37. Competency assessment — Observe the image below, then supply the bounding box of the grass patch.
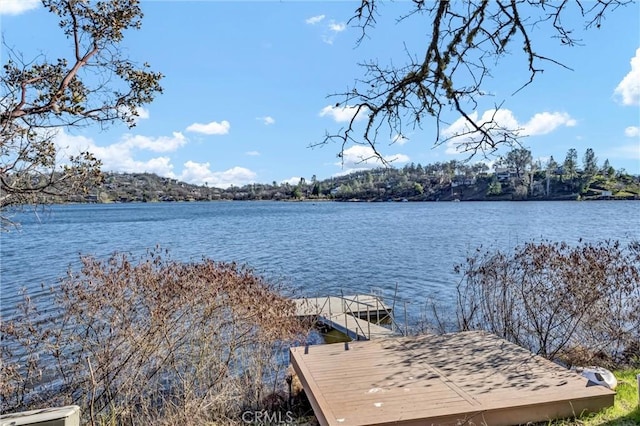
[614,191,638,199]
[547,369,639,425]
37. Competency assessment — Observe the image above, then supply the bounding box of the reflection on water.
[321,329,351,344]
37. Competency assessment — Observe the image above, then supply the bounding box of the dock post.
[404,301,408,336]
[346,310,353,340]
[367,305,371,339]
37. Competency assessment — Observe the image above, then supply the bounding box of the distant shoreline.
[41,196,639,207]
[37,170,640,204]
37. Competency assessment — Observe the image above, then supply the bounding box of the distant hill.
[49,162,639,204]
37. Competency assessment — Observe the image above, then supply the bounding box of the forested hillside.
[43,148,640,203]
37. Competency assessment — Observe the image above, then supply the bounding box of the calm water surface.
[1,201,638,322]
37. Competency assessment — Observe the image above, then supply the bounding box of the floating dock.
[293,294,397,341]
[290,331,615,426]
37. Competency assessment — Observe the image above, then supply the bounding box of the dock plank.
[294,295,391,319]
[319,313,396,340]
[290,331,615,426]
[293,295,397,340]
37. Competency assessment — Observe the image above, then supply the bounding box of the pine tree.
[583,148,598,178]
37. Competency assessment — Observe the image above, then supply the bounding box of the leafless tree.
[320,0,631,162]
[451,239,640,367]
[1,248,308,424]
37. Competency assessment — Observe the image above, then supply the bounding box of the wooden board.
[293,295,397,340]
[294,295,392,320]
[290,331,615,426]
[319,313,396,340]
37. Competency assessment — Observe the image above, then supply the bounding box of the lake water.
[1,201,638,324]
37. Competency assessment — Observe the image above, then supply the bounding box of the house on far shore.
[494,167,517,181]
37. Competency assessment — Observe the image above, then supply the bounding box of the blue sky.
[2,0,639,188]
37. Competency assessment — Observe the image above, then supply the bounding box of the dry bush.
[447,239,640,368]
[1,247,308,424]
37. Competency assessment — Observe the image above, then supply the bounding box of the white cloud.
[281,176,303,186]
[136,107,150,121]
[120,132,187,153]
[246,151,261,156]
[443,109,518,138]
[442,109,518,155]
[392,133,409,146]
[321,20,347,44]
[307,15,345,44]
[328,21,346,32]
[126,157,174,176]
[53,129,187,175]
[522,112,576,135]
[625,126,640,137]
[614,48,640,106]
[118,106,150,124]
[177,162,256,188]
[0,0,39,15]
[53,129,176,175]
[305,14,325,25]
[186,120,230,135]
[442,109,576,154]
[387,153,410,163]
[53,130,94,160]
[338,145,409,169]
[52,129,258,188]
[257,116,275,125]
[319,105,368,123]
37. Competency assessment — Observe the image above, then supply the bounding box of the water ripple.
[1,201,638,321]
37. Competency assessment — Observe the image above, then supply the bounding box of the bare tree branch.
[319,0,631,162]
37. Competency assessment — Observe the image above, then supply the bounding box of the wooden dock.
[290,331,615,426]
[293,295,397,341]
